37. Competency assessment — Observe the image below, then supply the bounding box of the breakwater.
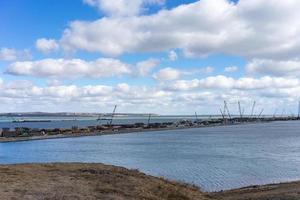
[0,116,298,142]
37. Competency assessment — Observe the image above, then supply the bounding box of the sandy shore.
[0,163,299,200]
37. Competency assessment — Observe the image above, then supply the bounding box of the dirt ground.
[1,163,300,200]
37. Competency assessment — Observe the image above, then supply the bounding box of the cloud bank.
[60,0,300,59]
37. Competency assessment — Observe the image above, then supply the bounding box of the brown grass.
[212,181,300,200]
[0,163,212,200]
[1,163,300,200]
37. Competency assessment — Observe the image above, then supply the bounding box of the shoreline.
[0,163,299,200]
[0,120,270,143]
[211,180,300,200]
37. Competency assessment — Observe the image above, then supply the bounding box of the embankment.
[1,163,299,200]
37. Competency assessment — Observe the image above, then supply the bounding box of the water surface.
[1,121,300,191]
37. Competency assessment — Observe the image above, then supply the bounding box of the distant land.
[0,112,159,118]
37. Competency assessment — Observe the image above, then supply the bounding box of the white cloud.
[202,66,214,74]
[153,66,215,82]
[46,79,61,86]
[153,67,182,81]
[5,0,300,114]
[224,66,238,72]
[168,50,178,61]
[84,0,142,17]
[61,0,300,59]
[0,48,17,61]
[6,58,131,78]
[0,76,300,114]
[0,79,174,113]
[83,0,165,17]
[246,59,300,77]
[166,75,300,91]
[136,58,159,76]
[0,48,31,61]
[6,58,162,79]
[36,38,59,54]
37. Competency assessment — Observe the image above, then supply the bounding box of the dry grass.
[1,163,300,200]
[0,163,212,200]
[212,181,300,200]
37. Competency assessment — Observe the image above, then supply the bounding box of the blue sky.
[1,0,243,84]
[0,0,300,114]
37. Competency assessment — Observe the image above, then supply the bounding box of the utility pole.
[109,105,117,126]
[250,101,256,118]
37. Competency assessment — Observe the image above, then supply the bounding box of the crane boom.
[250,101,256,118]
[109,105,117,126]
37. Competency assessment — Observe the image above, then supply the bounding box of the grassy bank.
[212,181,300,200]
[0,163,211,200]
[1,163,299,200]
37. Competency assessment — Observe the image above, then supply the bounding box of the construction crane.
[195,112,198,121]
[219,108,226,124]
[219,108,224,119]
[273,108,278,118]
[109,105,117,126]
[224,101,232,119]
[258,109,264,119]
[238,101,243,119]
[281,109,286,118]
[147,113,152,126]
[250,101,256,118]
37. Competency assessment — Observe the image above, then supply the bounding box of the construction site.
[1,101,300,142]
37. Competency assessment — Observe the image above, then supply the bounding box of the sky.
[0,0,300,115]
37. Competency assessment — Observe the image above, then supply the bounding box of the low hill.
[1,163,299,200]
[0,163,211,200]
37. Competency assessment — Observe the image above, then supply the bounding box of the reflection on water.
[1,121,300,191]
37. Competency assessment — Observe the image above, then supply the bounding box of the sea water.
[1,121,300,191]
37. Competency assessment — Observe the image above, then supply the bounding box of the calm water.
[1,121,300,191]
